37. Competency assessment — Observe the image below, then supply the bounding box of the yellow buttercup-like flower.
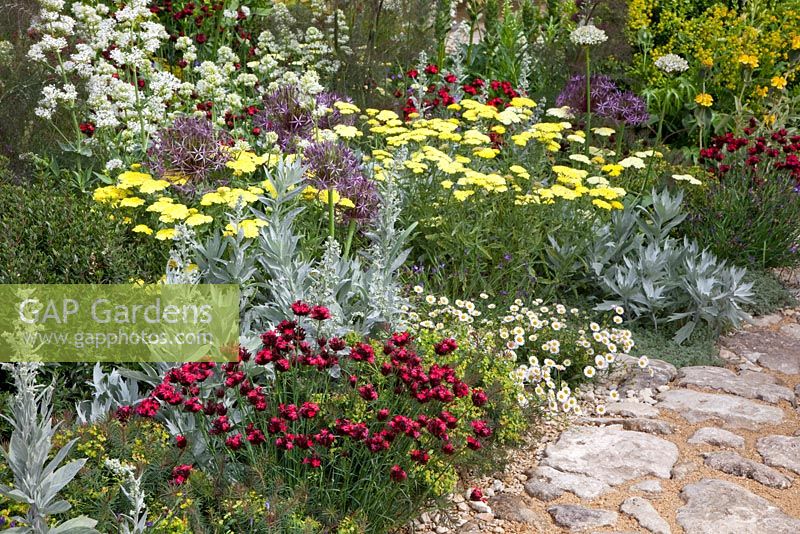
[737,54,759,68]
[694,93,713,107]
[771,76,787,90]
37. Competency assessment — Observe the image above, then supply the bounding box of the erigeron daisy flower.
[609,389,620,401]
[654,54,689,74]
[638,356,649,368]
[479,292,489,299]
[413,285,423,294]
[613,315,623,324]
[556,390,569,403]
[425,295,436,304]
[570,23,608,46]
[595,404,606,415]
[583,366,596,378]
[605,353,615,363]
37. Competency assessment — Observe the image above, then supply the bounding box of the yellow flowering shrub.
[631,1,800,97]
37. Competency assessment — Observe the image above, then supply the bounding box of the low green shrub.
[0,175,165,284]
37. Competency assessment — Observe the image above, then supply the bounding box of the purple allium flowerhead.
[303,140,380,225]
[254,85,355,153]
[556,74,649,127]
[146,116,232,185]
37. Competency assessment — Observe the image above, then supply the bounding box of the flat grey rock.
[750,314,782,328]
[605,400,660,418]
[671,460,698,480]
[524,479,563,502]
[678,478,800,533]
[676,366,795,404]
[757,435,800,474]
[541,426,678,485]
[607,355,677,392]
[620,497,670,534]
[579,417,674,435]
[657,389,784,429]
[548,504,618,532]
[687,427,745,449]
[703,451,792,488]
[631,479,662,493]
[532,466,611,500]
[489,493,543,526]
[779,322,800,338]
[721,330,800,375]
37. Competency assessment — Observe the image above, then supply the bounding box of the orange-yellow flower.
[771,76,788,90]
[738,54,759,69]
[694,93,713,107]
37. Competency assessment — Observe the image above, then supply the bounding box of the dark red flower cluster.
[170,464,193,485]
[137,301,493,485]
[700,119,800,183]
[397,64,523,119]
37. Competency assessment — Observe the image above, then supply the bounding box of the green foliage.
[742,269,796,316]
[0,173,165,284]
[683,168,800,270]
[630,322,721,368]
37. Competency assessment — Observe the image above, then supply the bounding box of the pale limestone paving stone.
[677,478,800,534]
[488,493,543,527]
[540,426,678,486]
[604,399,660,418]
[687,427,745,449]
[675,366,795,404]
[547,504,618,532]
[578,417,674,435]
[703,451,792,489]
[605,355,677,392]
[671,460,698,481]
[630,479,662,493]
[523,479,563,502]
[749,314,782,328]
[779,322,800,339]
[531,466,611,500]
[721,330,800,374]
[757,435,800,475]
[620,497,671,534]
[657,389,784,430]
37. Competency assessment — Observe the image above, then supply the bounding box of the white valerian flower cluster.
[654,53,690,74]
[25,0,344,156]
[569,23,608,47]
[0,40,14,67]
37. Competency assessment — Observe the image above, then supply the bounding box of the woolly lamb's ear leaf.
[42,498,72,515]
[47,516,99,534]
[42,438,78,481]
[42,458,87,504]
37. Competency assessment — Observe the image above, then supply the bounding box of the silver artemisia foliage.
[547,189,753,343]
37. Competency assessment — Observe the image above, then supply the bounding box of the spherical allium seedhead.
[556,75,649,127]
[303,140,380,225]
[654,53,689,74]
[569,23,608,47]
[255,85,354,153]
[147,117,232,185]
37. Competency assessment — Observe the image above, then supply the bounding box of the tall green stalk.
[328,189,336,240]
[584,47,592,155]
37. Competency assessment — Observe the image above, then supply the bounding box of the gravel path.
[413,311,800,533]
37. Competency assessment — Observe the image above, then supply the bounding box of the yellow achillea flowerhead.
[132,224,153,235]
[694,93,713,107]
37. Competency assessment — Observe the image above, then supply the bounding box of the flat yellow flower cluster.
[345,99,635,209]
[93,154,280,240]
